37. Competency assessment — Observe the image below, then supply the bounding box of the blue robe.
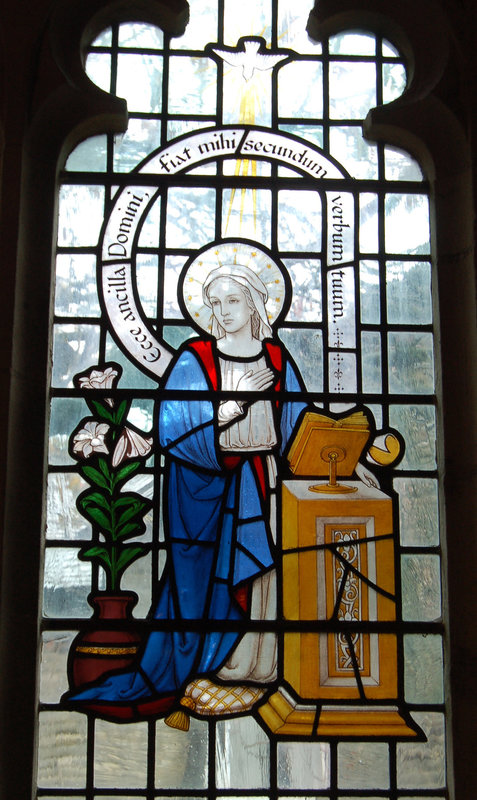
[67,339,306,708]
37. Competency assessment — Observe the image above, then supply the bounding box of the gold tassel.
[164,709,190,731]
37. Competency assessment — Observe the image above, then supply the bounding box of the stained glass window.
[39,2,446,798]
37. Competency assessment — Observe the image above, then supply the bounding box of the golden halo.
[182,242,287,334]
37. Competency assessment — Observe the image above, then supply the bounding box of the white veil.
[203,264,273,340]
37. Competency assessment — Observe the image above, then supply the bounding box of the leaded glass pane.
[163,324,196,348]
[55,254,101,317]
[168,57,217,114]
[118,22,164,48]
[155,718,209,788]
[359,259,380,322]
[385,193,431,254]
[166,187,216,246]
[278,0,322,54]
[329,32,376,55]
[135,254,159,315]
[40,632,76,703]
[223,0,272,46]
[384,146,424,181]
[277,741,330,789]
[278,62,323,118]
[330,126,379,179]
[95,720,148,787]
[222,188,272,242]
[394,477,439,547]
[279,327,323,391]
[404,634,444,704]
[216,717,270,788]
[65,136,108,172]
[38,712,87,788]
[338,742,390,789]
[383,62,407,102]
[49,398,87,465]
[57,185,105,246]
[85,52,112,92]
[119,553,153,617]
[104,335,159,388]
[401,554,442,621]
[52,324,101,388]
[171,0,217,49]
[113,119,163,171]
[387,332,435,394]
[361,331,382,392]
[46,472,91,540]
[329,62,376,118]
[117,53,163,113]
[389,405,437,469]
[386,260,432,323]
[277,189,322,250]
[285,258,322,322]
[396,713,446,789]
[138,202,161,249]
[279,122,324,147]
[43,549,92,618]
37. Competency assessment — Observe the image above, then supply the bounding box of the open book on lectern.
[287,411,370,477]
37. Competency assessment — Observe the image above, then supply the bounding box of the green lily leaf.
[114,521,141,540]
[98,458,111,481]
[113,493,149,509]
[112,461,140,488]
[113,399,129,426]
[115,499,150,527]
[80,465,110,491]
[79,491,111,513]
[115,544,149,574]
[77,501,112,532]
[87,399,115,423]
[79,545,111,567]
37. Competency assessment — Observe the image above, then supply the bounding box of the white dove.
[212,38,289,81]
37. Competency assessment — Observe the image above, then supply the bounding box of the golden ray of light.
[225,187,236,235]
[240,187,246,230]
[253,163,257,233]
[224,75,265,235]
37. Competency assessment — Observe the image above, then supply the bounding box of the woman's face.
[208,278,253,335]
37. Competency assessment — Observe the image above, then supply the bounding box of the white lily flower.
[79,366,119,406]
[78,366,119,390]
[112,428,153,467]
[72,421,110,458]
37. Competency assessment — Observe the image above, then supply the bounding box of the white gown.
[216,354,278,684]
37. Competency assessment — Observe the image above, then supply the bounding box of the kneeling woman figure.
[67,262,307,724]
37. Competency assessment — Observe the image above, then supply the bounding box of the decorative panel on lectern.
[282,481,395,699]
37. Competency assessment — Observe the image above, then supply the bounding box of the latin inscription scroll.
[99,128,352,381]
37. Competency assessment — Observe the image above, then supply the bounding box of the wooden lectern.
[259,412,420,739]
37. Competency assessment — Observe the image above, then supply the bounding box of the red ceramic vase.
[69,591,141,689]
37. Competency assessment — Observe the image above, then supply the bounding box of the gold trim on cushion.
[183,678,265,716]
[75,645,139,655]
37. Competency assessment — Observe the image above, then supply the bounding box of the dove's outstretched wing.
[253,53,289,71]
[212,47,248,69]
